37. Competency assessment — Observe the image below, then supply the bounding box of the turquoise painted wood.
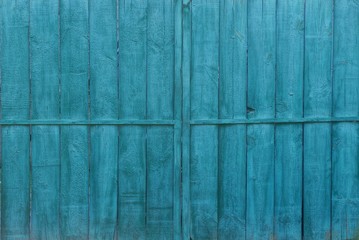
[30,0,60,239]
[1,0,30,239]
[332,1,359,239]
[1,0,359,239]
[303,0,332,239]
[247,0,276,239]
[218,1,247,239]
[89,0,118,238]
[60,0,89,238]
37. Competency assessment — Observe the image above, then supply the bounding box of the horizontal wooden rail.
[0,117,358,125]
[190,116,359,125]
[0,119,177,125]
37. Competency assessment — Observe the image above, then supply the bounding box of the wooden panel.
[275,0,305,239]
[218,0,247,239]
[146,0,175,238]
[118,0,147,238]
[181,0,192,238]
[332,0,359,239]
[30,0,60,238]
[0,0,30,238]
[89,0,118,238]
[190,0,219,239]
[247,0,276,239]
[60,0,89,238]
[303,0,332,239]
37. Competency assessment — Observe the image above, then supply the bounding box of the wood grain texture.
[60,0,89,238]
[30,0,60,238]
[218,0,247,239]
[275,0,305,239]
[247,0,276,239]
[118,0,147,238]
[332,0,359,239]
[89,0,118,238]
[181,0,192,238]
[190,0,219,239]
[0,0,30,238]
[303,0,332,239]
[146,0,175,238]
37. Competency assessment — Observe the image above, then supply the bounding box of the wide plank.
[30,0,60,238]
[1,0,30,238]
[60,0,89,238]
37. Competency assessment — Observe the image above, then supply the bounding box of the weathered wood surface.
[0,0,358,239]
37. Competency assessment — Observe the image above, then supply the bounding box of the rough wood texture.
[89,0,118,239]
[303,0,332,239]
[0,1,358,239]
[247,0,276,239]
[275,1,305,239]
[218,1,247,239]
[118,0,147,238]
[190,0,219,239]
[60,0,89,238]
[30,0,60,238]
[332,0,359,239]
[1,0,30,238]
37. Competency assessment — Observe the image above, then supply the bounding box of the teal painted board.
[218,0,247,239]
[118,127,146,239]
[332,0,359,239]
[173,0,182,238]
[303,0,332,239]
[0,0,30,238]
[118,0,147,238]
[190,0,219,239]
[181,0,192,238]
[30,0,60,238]
[60,0,89,238]
[89,0,118,238]
[275,0,305,239]
[191,126,218,240]
[146,0,175,238]
[247,0,276,239]
[146,127,174,239]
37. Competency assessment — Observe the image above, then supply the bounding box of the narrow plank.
[60,0,89,238]
[30,0,60,238]
[332,0,359,239]
[118,0,147,238]
[247,0,276,239]
[303,0,332,239]
[146,0,175,238]
[181,0,192,238]
[88,0,118,238]
[173,0,182,238]
[275,0,305,239]
[0,0,30,238]
[218,0,247,239]
[190,0,219,239]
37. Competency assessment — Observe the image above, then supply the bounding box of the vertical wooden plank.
[303,0,332,239]
[190,0,219,239]
[181,0,191,238]
[146,0,175,238]
[89,0,118,238]
[0,0,30,238]
[218,0,247,239]
[173,0,182,239]
[275,0,305,239]
[332,0,359,239]
[247,0,276,239]
[118,0,147,238]
[30,0,60,238]
[60,0,89,238]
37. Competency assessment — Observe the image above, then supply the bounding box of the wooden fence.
[0,0,358,239]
